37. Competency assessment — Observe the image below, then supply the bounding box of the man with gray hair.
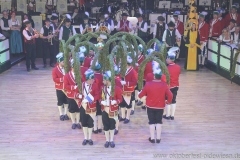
[0,10,10,38]
[231,25,240,44]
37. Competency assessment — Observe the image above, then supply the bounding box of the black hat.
[121,13,129,16]
[157,16,165,21]
[167,21,175,27]
[45,18,50,22]
[65,18,71,22]
[136,13,142,18]
[51,13,58,20]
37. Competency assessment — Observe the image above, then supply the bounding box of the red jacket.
[64,71,81,99]
[80,66,88,82]
[144,61,153,80]
[139,80,173,109]
[81,82,100,110]
[94,72,103,100]
[101,86,123,112]
[135,55,144,72]
[115,75,122,88]
[209,19,222,37]
[198,21,210,42]
[176,20,184,36]
[83,56,93,68]
[146,72,166,83]
[123,66,138,92]
[52,65,65,90]
[167,63,181,88]
[223,13,240,28]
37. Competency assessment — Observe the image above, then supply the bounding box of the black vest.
[1,17,9,28]
[156,23,165,41]
[166,29,176,47]
[137,21,147,38]
[24,29,35,44]
[62,25,73,42]
[43,26,53,36]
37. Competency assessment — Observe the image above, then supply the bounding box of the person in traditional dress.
[95,16,111,40]
[92,62,104,134]
[119,55,137,124]
[173,11,184,36]
[83,47,94,68]
[63,58,82,129]
[209,11,222,37]
[9,11,23,54]
[104,11,115,33]
[51,13,60,61]
[80,12,93,34]
[78,49,88,82]
[116,13,132,33]
[163,47,181,120]
[185,22,201,71]
[101,71,123,148]
[198,11,210,68]
[227,19,236,33]
[22,19,39,72]
[231,25,240,44]
[59,14,76,42]
[40,18,55,68]
[135,13,148,41]
[139,67,173,144]
[162,21,181,50]
[218,28,233,43]
[52,52,69,121]
[81,69,99,145]
[153,16,167,41]
[223,4,240,28]
[1,10,10,38]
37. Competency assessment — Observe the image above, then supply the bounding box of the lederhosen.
[81,84,94,128]
[42,25,54,65]
[24,29,36,69]
[101,86,117,131]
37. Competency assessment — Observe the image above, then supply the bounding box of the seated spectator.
[227,19,236,33]
[231,25,240,44]
[218,28,233,43]
[0,10,11,38]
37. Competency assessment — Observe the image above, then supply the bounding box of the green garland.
[151,51,165,62]
[230,49,240,79]
[147,38,162,53]
[108,54,116,96]
[138,56,170,90]
[161,44,168,60]
[72,48,82,94]
[60,40,71,74]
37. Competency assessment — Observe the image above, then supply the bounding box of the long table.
[207,38,240,85]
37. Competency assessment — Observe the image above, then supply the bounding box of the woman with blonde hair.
[218,28,233,43]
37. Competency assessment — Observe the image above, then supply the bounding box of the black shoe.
[163,115,170,120]
[27,68,30,72]
[98,129,102,133]
[76,123,81,129]
[32,66,39,70]
[64,114,69,120]
[82,139,88,145]
[72,124,76,129]
[110,141,115,148]
[124,119,130,124]
[170,116,174,120]
[141,106,146,109]
[114,129,118,135]
[148,137,155,143]
[130,110,134,115]
[43,64,47,68]
[93,130,98,134]
[88,139,93,145]
[137,101,143,106]
[104,141,110,148]
[119,117,126,122]
[156,139,161,143]
[60,115,64,121]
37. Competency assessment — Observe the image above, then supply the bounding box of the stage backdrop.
[17,0,27,13]
[1,1,11,11]
[57,0,68,14]
[36,1,46,14]
[31,16,42,32]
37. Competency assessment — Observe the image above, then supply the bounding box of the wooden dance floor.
[0,59,240,160]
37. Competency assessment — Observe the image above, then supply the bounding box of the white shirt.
[59,25,76,40]
[22,28,34,40]
[105,86,111,106]
[153,23,168,37]
[45,0,57,6]
[79,24,93,34]
[105,18,115,31]
[116,20,132,31]
[232,32,240,43]
[9,18,20,27]
[40,25,55,34]
[137,21,148,33]
[218,35,233,43]
[162,29,181,42]
[0,18,10,31]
